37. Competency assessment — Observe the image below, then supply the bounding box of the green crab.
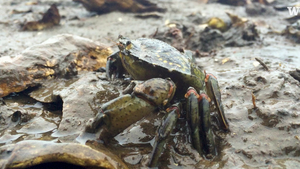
[85,36,229,167]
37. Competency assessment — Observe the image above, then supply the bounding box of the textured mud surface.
[0,0,300,169]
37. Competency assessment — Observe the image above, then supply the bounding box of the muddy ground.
[0,0,300,169]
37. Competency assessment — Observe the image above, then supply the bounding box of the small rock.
[241,150,253,159]
[277,109,290,116]
[246,3,267,16]
[265,158,276,165]
[290,69,300,83]
[123,154,142,165]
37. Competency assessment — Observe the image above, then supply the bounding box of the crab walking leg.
[149,103,181,167]
[185,87,203,155]
[199,93,217,156]
[205,73,229,131]
[185,88,216,156]
[106,51,125,80]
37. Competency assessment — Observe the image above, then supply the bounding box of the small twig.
[104,37,118,48]
[251,92,257,108]
[184,27,195,48]
[150,27,158,38]
[255,58,269,71]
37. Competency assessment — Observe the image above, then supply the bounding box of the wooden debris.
[255,57,269,71]
[135,12,162,19]
[251,92,257,108]
[22,4,60,31]
[222,58,230,64]
[73,0,166,14]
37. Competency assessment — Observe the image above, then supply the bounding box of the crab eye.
[125,41,132,50]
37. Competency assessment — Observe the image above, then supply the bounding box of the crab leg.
[205,73,229,131]
[199,92,216,156]
[148,103,181,167]
[106,51,125,80]
[185,87,203,155]
[185,87,216,156]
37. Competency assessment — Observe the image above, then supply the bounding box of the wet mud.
[0,0,300,169]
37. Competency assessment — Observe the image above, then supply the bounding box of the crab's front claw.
[84,78,177,142]
[84,94,158,139]
[106,51,126,80]
[205,73,229,131]
[85,111,106,133]
[149,103,181,167]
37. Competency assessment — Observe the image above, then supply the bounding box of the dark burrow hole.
[3,87,63,113]
[290,69,300,83]
[43,95,63,112]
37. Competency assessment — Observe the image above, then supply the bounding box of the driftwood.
[73,0,166,14]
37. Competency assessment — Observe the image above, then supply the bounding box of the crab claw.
[106,51,125,80]
[205,73,229,131]
[85,110,105,133]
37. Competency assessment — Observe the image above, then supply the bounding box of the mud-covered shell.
[119,37,205,91]
[123,38,192,74]
[0,140,128,169]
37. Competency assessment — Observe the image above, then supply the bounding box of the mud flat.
[0,0,300,168]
